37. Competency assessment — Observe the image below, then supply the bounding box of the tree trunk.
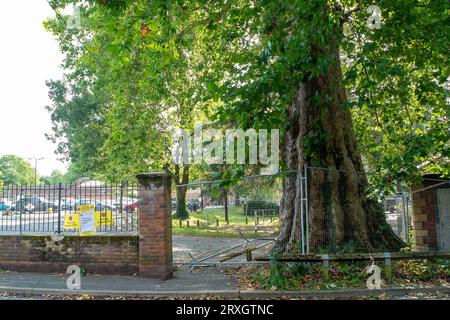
[276,30,403,254]
[200,188,204,211]
[174,164,189,220]
[223,190,229,224]
[176,186,188,219]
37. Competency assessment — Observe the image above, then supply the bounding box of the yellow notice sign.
[95,210,114,226]
[64,204,114,233]
[76,204,95,213]
[64,213,80,230]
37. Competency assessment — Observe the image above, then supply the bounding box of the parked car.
[60,198,76,211]
[171,199,201,212]
[74,199,113,211]
[0,199,12,211]
[187,199,200,212]
[171,199,177,211]
[123,201,139,213]
[14,197,58,213]
[113,197,135,209]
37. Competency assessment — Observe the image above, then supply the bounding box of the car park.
[14,197,58,213]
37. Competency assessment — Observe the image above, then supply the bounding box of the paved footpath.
[1,266,450,300]
[0,267,236,295]
[173,235,273,263]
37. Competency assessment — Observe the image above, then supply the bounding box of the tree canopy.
[0,155,36,186]
[44,0,448,186]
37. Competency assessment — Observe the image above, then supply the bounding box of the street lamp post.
[28,157,44,186]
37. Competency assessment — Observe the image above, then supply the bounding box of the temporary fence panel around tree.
[174,167,420,260]
[297,167,410,255]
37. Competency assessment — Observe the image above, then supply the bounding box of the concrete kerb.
[1,286,449,299]
[239,287,450,299]
[0,286,240,298]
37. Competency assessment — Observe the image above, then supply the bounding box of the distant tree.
[0,155,35,185]
[62,163,94,184]
[40,176,51,185]
[49,170,65,184]
[45,79,106,180]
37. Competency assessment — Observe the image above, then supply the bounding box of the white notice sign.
[80,210,95,234]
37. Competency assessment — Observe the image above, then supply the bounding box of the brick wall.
[0,172,173,278]
[412,179,441,251]
[0,235,138,274]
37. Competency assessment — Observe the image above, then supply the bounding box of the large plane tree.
[46,0,449,252]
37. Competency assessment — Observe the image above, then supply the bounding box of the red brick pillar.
[136,173,173,279]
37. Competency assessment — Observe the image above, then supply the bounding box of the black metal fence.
[0,182,139,235]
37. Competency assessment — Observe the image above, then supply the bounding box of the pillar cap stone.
[136,172,172,189]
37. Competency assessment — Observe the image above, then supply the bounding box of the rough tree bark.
[174,164,189,220]
[276,24,404,253]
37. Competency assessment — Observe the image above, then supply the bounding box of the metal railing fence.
[0,182,139,235]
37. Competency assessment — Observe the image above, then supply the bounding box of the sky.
[0,0,68,176]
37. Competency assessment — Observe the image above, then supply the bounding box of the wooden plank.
[220,242,273,262]
[219,250,246,262]
[254,251,450,262]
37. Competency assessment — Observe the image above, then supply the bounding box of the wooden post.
[384,252,392,281]
[322,254,329,281]
[216,219,219,227]
[187,220,190,228]
[246,249,252,262]
[179,219,182,228]
[197,219,200,228]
